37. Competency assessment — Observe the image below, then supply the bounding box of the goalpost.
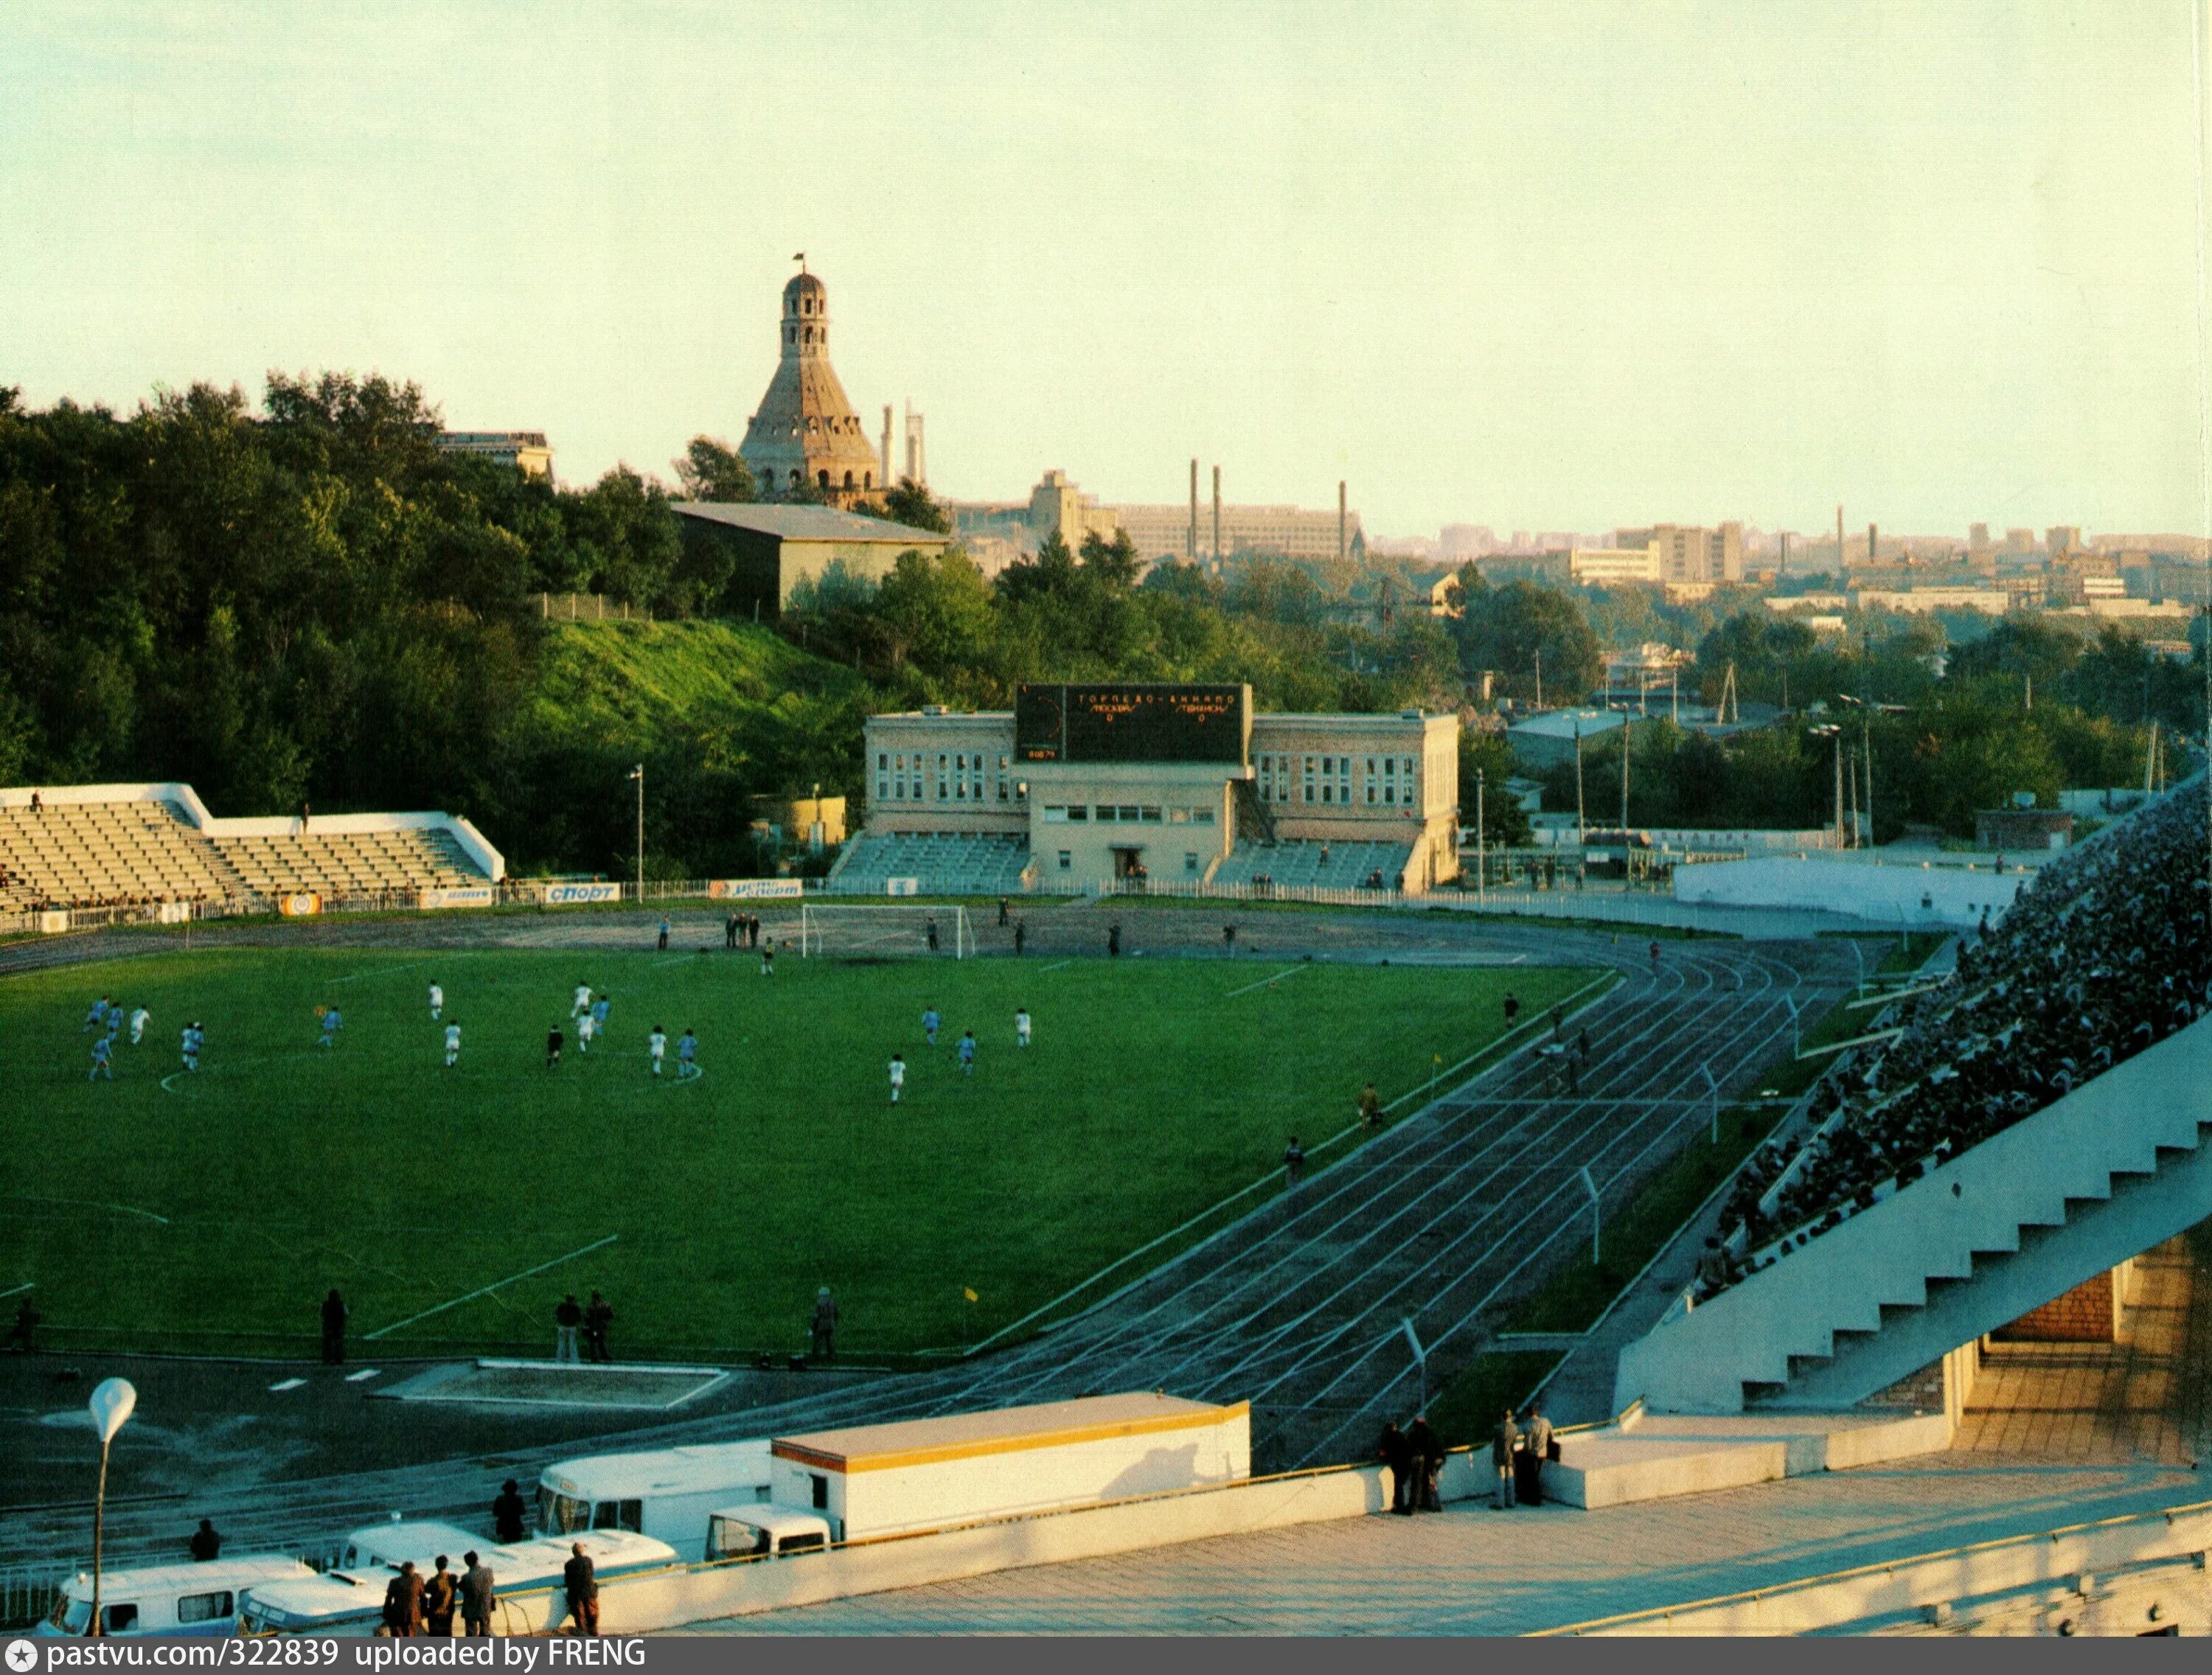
[799,902,973,959]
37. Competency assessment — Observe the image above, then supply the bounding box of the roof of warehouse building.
[673,501,950,544]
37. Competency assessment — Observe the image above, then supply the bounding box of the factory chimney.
[1338,481,1347,563]
[1836,504,1845,570]
[903,403,927,487]
[1188,459,1198,561]
[1868,523,1878,567]
[880,406,894,490]
[1211,465,1222,569]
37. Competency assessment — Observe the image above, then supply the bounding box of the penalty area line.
[1,1195,169,1225]
[1222,964,1307,999]
[366,1233,619,1341]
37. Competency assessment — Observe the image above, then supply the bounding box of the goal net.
[799,903,972,960]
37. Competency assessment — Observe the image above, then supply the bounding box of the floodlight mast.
[627,764,644,902]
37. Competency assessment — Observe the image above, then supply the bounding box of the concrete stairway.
[1614,1014,2212,1414]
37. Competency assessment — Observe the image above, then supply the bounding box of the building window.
[1365,756,1378,805]
[1043,805,1068,823]
[1093,805,1116,824]
[1256,753,1272,803]
[997,754,1009,802]
[936,753,948,801]
[1192,806,1214,824]
[1139,806,1161,823]
[818,470,831,490]
[1066,804,1088,821]
[1186,852,1200,872]
[1404,756,1419,807]
[1058,850,1072,871]
[1168,807,1189,824]
[1303,756,1317,803]
[844,471,855,490]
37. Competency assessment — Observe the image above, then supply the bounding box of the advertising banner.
[542,880,624,905]
[886,877,920,897]
[708,878,804,900]
[277,893,322,917]
[37,910,70,934]
[420,885,496,910]
[157,900,192,924]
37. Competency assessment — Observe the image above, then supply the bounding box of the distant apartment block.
[434,431,553,481]
[1614,522,1742,584]
[1565,543,1662,587]
[1850,586,2013,616]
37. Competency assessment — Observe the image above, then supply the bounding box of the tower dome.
[740,266,880,506]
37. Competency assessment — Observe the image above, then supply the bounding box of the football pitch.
[0,946,1596,1359]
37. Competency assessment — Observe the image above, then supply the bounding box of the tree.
[873,478,951,534]
[1458,728,1532,846]
[1452,580,1602,703]
[1079,528,1143,589]
[672,436,755,503]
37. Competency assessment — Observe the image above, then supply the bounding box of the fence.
[538,592,653,622]
[1,1568,59,1630]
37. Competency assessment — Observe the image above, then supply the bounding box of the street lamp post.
[626,764,644,903]
[87,1377,136,1637]
[1475,769,1486,905]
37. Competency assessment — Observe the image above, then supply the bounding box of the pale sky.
[1,1,2204,540]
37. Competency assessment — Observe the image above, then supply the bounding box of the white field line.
[1221,964,1308,999]
[268,1378,306,1393]
[1035,960,1073,973]
[0,1281,32,1302]
[963,967,1621,1358]
[366,1234,619,1340]
[329,958,436,987]
[2,1195,169,1225]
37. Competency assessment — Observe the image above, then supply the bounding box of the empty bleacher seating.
[1211,838,1411,893]
[829,831,1031,896]
[0,793,489,912]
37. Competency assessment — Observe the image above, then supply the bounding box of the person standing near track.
[459,1552,495,1638]
[657,916,670,952]
[648,1024,667,1076]
[490,1481,528,1545]
[1282,1135,1306,1188]
[1013,919,1026,956]
[562,1544,598,1636]
[1502,992,1520,1028]
[759,943,775,977]
[1107,922,1121,957]
[320,1289,348,1365]
[725,912,740,950]
[1649,940,1661,969]
[1377,1421,1414,1515]
[811,1286,838,1362]
[554,1293,583,1362]
[1489,1407,1519,1510]
[584,1291,613,1362]
[422,1556,457,1639]
[1409,1414,1445,1513]
[1358,1082,1382,1130]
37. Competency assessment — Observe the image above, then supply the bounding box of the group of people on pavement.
[378,1551,501,1637]
[1375,1401,1557,1515]
[554,1290,616,1362]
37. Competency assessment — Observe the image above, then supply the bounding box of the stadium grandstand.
[1615,773,2211,1416]
[835,683,1461,897]
[0,783,502,918]
[1709,777,2209,1277]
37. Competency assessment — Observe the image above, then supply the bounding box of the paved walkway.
[689,1458,2202,1635]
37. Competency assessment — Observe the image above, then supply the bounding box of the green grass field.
[0,948,1593,1359]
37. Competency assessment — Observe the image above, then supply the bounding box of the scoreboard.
[1015,683,1251,765]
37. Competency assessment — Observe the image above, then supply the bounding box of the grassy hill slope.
[504,619,886,877]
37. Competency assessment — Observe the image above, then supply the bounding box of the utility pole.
[1475,769,1486,904]
[1534,648,1543,709]
[1574,720,1587,850]
[1864,721,1875,847]
[1619,720,1631,860]
[627,764,645,901]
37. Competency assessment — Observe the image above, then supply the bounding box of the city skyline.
[1,1,2202,540]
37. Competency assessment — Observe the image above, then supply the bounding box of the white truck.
[538,1438,773,1561]
[237,1530,678,1636]
[767,1392,1251,1542]
[39,1556,316,1638]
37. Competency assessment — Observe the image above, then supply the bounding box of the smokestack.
[1211,465,1222,568]
[1780,532,1790,571]
[881,405,894,489]
[1189,459,1198,561]
[1837,504,1845,570]
[1868,523,1878,566]
[902,403,926,488]
[1338,481,1347,564]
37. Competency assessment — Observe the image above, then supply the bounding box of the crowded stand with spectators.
[1706,777,2211,1295]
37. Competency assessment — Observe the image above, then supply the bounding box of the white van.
[703,1505,832,1562]
[40,1556,316,1637]
[538,1439,771,1561]
[239,1531,678,1637]
[335,1519,486,1575]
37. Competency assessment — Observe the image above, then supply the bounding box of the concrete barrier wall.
[1673,855,2028,928]
[485,1456,1484,1633]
